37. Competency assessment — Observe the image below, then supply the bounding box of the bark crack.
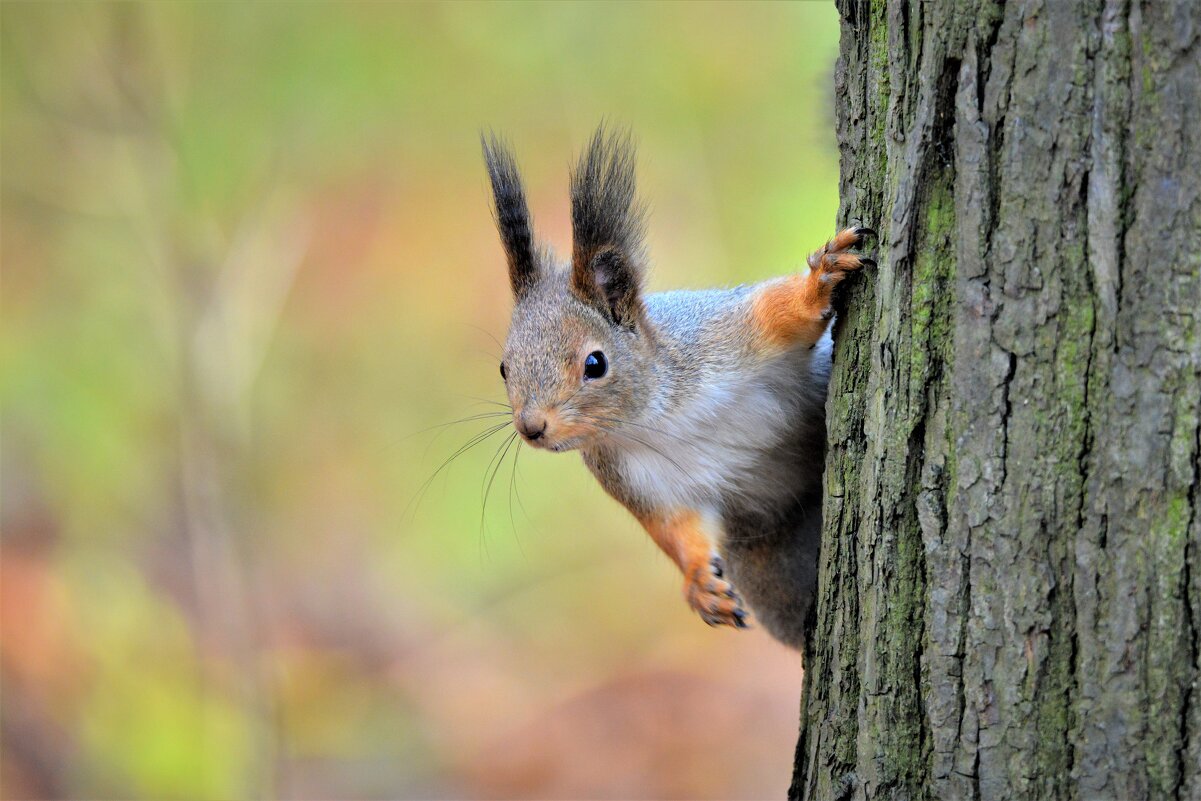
[1063,159,1097,795]
[1176,418,1201,800]
[953,525,977,799]
[997,350,1017,488]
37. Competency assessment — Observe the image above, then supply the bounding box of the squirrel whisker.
[405,421,512,524]
[479,430,521,558]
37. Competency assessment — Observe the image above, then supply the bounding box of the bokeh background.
[0,2,840,799]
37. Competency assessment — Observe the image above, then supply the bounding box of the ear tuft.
[569,125,647,326]
[482,133,540,298]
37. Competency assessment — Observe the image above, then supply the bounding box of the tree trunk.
[791,1,1200,799]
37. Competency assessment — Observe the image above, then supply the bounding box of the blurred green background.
[0,2,839,798]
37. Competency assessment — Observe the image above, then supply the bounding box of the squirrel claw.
[685,554,748,631]
[811,227,876,277]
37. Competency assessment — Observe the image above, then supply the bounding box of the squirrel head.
[483,126,655,452]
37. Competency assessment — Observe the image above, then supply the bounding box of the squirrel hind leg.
[721,509,822,652]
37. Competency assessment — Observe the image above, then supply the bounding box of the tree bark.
[792,1,1200,799]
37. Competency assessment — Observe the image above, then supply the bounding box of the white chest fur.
[608,348,819,515]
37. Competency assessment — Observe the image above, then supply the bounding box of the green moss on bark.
[795,1,1200,799]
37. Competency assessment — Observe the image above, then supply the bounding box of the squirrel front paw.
[684,554,749,629]
[808,226,877,280]
[750,225,876,350]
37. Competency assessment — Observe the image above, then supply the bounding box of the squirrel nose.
[516,411,548,441]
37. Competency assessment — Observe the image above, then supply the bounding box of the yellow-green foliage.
[1,3,840,798]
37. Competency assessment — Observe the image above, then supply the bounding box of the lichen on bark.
[792,1,1201,799]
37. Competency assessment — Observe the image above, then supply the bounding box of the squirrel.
[481,126,872,650]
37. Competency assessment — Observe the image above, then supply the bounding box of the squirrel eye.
[499,362,506,381]
[583,351,607,380]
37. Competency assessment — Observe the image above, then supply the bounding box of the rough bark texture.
[791,1,1200,799]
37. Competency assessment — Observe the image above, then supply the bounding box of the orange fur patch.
[751,274,836,349]
[750,227,869,350]
[636,509,745,627]
[637,509,712,574]
[826,227,864,253]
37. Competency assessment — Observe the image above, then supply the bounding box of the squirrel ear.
[577,246,642,327]
[569,125,646,327]
[482,133,540,299]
